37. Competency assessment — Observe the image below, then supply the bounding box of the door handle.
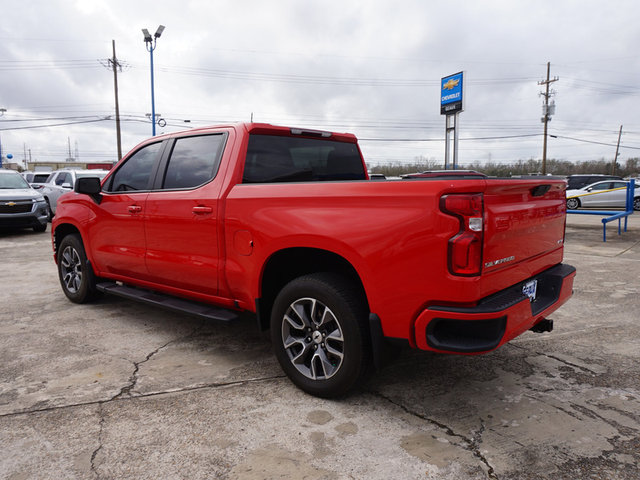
[192,206,213,214]
[127,205,142,214]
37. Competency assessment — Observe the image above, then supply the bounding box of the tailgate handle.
[192,206,213,214]
[530,184,551,197]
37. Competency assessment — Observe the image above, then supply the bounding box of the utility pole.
[538,62,558,175]
[110,40,123,161]
[612,125,623,175]
[67,137,73,162]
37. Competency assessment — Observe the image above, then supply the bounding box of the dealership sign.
[440,71,464,115]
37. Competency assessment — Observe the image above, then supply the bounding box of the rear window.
[243,134,365,183]
[33,173,50,183]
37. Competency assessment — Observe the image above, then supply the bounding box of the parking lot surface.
[1,213,639,479]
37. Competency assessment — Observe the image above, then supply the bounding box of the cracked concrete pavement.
[1,213,639,479]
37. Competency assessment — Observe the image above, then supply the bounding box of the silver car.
[566,180,640,211]
[41,169,109,217]
[0,169,49,232]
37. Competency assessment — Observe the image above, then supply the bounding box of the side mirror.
[586,187,592,192]
[62,182,73,189]
[75,177,103,204]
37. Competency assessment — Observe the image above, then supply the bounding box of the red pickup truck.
[52,123,575,397]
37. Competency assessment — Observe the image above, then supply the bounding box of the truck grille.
[0,201,33,214]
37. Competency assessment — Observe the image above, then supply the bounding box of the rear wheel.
[271,273,370,398]
[634,197,640,211]
[566,198,580,210]
[57,234,99,303]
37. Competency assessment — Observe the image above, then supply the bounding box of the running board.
[96,282,238,323]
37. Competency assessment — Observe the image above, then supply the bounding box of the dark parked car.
[566,174,623,190]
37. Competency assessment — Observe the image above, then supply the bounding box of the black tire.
[566,198,580,210]
[33,222,47,233]
[45,198,53,222]
[634,197,640,211]
[57,234,99,304]
[270,273,370,398]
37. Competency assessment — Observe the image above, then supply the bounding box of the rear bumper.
[414,263,576,353]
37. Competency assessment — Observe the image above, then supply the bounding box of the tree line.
[368,157,640,178]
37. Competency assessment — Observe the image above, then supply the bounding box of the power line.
[0,117,110,131]
[359,133,541,142]
[551,134,640,150]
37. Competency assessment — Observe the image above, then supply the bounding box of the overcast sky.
[1,0,639,170]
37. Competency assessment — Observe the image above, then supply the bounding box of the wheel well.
[257,248,368,330]
[53,223,81,259]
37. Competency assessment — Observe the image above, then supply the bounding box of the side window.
[591,182,611,191]
[106,142,162,192]
[612,182,627,189]
[55,173,70,186]
[161,134,226,190]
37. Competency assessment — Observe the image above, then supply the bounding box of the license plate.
[523,280,538,302]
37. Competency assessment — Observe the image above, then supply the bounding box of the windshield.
[0,173,31,189]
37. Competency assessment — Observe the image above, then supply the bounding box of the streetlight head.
[142,28,152,42]
[154,25,165,38]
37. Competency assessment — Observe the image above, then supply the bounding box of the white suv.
[41,169,109,218]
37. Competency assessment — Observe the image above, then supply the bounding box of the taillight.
[440,193,484,276]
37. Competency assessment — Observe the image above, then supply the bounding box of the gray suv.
[0,169,49,232]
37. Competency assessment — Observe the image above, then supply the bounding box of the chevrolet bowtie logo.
[443,78,460,90]
[6,202,17,207]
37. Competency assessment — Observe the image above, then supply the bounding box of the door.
[607,181,630,208]
[88,141,163,280]
[143,133,227,296]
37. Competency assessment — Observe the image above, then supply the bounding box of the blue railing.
[567,179,635,242]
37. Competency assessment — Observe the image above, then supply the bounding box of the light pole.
[142,25,165,136]
[0,109,5,168]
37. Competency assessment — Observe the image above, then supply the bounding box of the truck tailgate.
[482,179,566,273]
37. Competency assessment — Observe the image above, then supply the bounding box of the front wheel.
[45,198,53,222]
[57,234,99,303]
[634,197,640,211]
[270,273,370,398]
[566,198,580,210]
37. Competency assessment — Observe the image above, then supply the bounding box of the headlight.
[34,196,46,203]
